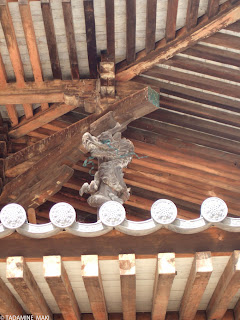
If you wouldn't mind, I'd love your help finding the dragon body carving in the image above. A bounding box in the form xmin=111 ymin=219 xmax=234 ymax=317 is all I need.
xmin=80 ymin=123 xmax=134 ymax=208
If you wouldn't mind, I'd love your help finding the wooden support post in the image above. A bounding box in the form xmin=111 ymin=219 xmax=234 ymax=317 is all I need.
xmin=207 ymin=0 xmax=220 ymax=17
xmin=0 ymin=277 xmax=25 ymax=316
xmin=126 ymin=0 xmax=136 ymax=64
xmin=81 ymin=255 xmax=108 ymax=320
xmin=6 ymin=256 xmax=53 ymax=319
xmin=165 ymin=0 xmax=179 ymax=42
xmin=145 ymin=0 xmax=157 ymax=53
xmin=43 ymin=255 xmax=81 ymax=320
xmin=105 ymin=0 xmax=115 ymax=60
xmin=207 ymin=251 xmax=240 ymax=319
xmin=152 ymin=253 xmax=176 ymax=320
xmin=119 ymin=254 xmax=136 ymax=320
xmin=27 ymin=208 xmax=37 ymax=224
xmin=179 ymin=252 xmax=213 ymax=320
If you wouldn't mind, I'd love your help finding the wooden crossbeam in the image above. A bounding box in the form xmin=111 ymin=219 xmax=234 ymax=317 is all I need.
xmin=207 ymin=251 xmax=240 ymax=319
xmin=41 ymin=0 xmax=62 ymax=79
xmin=116 ymin=2 xmax=240 ymax=81
xmin=119 ymin=254 xmax=136 ymax=320
xmin=18 ymin=0 xmax=48 ymax=112
xmin=81 ymin=255 xmax=108 ymax=320
xmin=179 ymin=252 xmax=213 ymax=320
xmin=126 ymin=0 xmax=136 ymax=64
xmin=165 ymin=0 xmax=179 ymax=42
xmin=84 ymin=0 xmax=98 ymax=78
xmin=151 ymin=253 xmax=176 ymax=320
xmin=44 ymin=256 xmax=81 ymax=320
xmin=62 ymin=0 xmax=80 ymax=80
xmin=6 ymin=256 xmax=53 ymax=319
xmin=0 ymin=277 xmax=25 ymax=316
xmin=145 ymin=0 xmax=157 ymax=53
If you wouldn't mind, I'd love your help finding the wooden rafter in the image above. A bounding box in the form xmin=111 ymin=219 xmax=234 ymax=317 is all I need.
xmin=186 ymin=0 xmax=200 ymax=30
xmin=165 ymin=0 xmax=179 ymax=42
xmin=126 ymin=0 xmax=136 ymax=64
xmin=145 ymin=0 xmax=157 ymax=53
xmin=116 ymin=1 xmax=240 ymax=81
xmin=105 ymin=0 xmax=115 ymax=60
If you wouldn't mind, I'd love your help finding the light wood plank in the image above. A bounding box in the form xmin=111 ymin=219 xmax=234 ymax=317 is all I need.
xmin=43 ymin=255 xmax=81 ymax=320
xmin=119 ymin=254 xmax=136 ymax=320
xmin=179 ymin=252 xmax=213 ymax=320
xmin=81 ymin=255 xmax=108 ymax=320
xmin=207 ymin=251 xmax=240 ymax=319
xmin=152 ymin=253 xmax=176 ymax=320
xmin=6 ymin=256 xmax=53 ymax=319
xmin=27 ymin=208 xmax=37 ymax=224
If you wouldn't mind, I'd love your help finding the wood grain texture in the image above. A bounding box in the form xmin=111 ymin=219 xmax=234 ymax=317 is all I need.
xmin=119 ymin=254 xmax=136 ymax=320
xmin=152 ymin=253 xmax=176 ymax=320
xmin=145 ymin=0 xmax=157 ymax=53
xmin=207 ymin=0 xmax=220 ymax=17
xmin=207 ymin=251 xmax=240 ymax=319
xmin=179 ymin=252 xmax=213 ymax=319
xmin=105 ymin=0 xmax=115 ymax=60
xmin=81 ymin=255 xmax=108 ymax=320
xmin=126 ymin=0 xmax=136 ymax=64
xmin=44 ymin=256 xmax=81 ymax=320
xmin=166 ymin=0 xmax=179 ymax=42
xmin=186 ymin=0 xmax=200 ymax=30
xmin=6 ymin=256 xmax=53 ymax=318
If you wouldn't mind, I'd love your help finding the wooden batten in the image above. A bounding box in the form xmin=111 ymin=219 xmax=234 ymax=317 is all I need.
xmin=43 ymin=255 xmax=81 ymax=320
xmin=81 ymin=255 xmax=108 ymax=320
xmin=179 ymin=252 xmax=213 ymax=320
xmin=207 ymin=251 xmax=240 ymax=319
xmin=119 ymin=254 xmax=136 ymax=320
xmin=151 ymin=253 xmax=176 ymax=320
xmin=126 ymin=0 xmax=136 ymax=64
xmin=165 ymin=0 xmax=179 ymax=42
xmin=145 ymin=0 xmax=157 ymax=53
xmin=186 ymin=0 xmax=200 ymax=30
xmin=105 ymin=0 xmax=115 ymax=60
xmin=6 ymin=256 xmax=53 ymax=319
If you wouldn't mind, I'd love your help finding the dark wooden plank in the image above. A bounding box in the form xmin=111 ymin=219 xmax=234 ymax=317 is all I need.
xmin=83 ymin=0 xmax=98 ymax=78
xmin=62 ymin=0 xmax=80 ymax=79
xmin=202 ymin=32 xmax=240 ymax=50
xmin=207 ymin=0 xmax=220 ymax=17
xmin=126 ymin=0 xmax=136 ymax=63
xmin=186 ymin=0 xmax=200 ymax=30
xmin=41 ymin=0 xmax=62 ymax=79
xmin=145 ymin=0 xmax=157 ymax=53
xmin=225 ymin=20 xmax=240 ymax=32
xmin=165 ymin=0 xmax=179 ymax=42
xmin=105 ymin=0 xmax=115 ymax=60
xmin=116 ymin=2 xmax=240 ymax=81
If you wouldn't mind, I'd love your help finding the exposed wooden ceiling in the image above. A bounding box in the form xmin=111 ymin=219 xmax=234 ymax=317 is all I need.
xmin=0 ymin=0 xmax=240 ymax=226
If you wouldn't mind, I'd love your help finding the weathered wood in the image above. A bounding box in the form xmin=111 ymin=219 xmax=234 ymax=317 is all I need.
xmin=27 ymin=208 xmax=37 ymax=224
xmin=44 ymin=256 xmax=81 ymax=320
xmin=9 ymin=103 xmax=79 ymax=139
xmin=202 ymin=32 xmax=240 ymax=50
xmin=6 ymin=256 xmax=53 ymax=318
xmin=126 ymin=0 xmax=136 ymax=64
xmin=165 ymin=0 xmax=179 ymax=42
xmin=152 ymin=253 xmax=176 ymax=320
xmin=116 ymin=2 xmax=240 ymax=81
xmin=119 ymin=254 xmax=136 ymax=320
xmin=179 ymin=252 xmax=212 ymax=320
xmin=186 ymin=0 xmax=200 ymax=30
xmin=207 ymin=0 xmax=220 ymax=17
xmin=207 ymin=251 xmax=240 ymax=319
xmin=62 ymin=0 xmax=79 ymax=79
xmin=0 ymin=80 xmax=96 ymax=105
xmin=0 ymin=277 xmax=25 ymax=316
xmin=225 ymin=20 xmax=240 ymax=32
xmin=145 ymin=0 xmax=157 ymax=53
xmin=81 ymin=255 xmax=108 ymax=320
xmin=41 ymin=0 xmax=62 ymax=79
xmin=105 ymin=0 xmax=115 ymax=60
xmin=84 ymin=0 xmax=98 ymax=78
xmin=234 ymin=298 xmax=240 ymax=320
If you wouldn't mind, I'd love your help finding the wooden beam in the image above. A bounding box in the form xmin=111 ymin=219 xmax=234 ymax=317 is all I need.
xmin=84 ymin=0 xmax=98 ymax=78
xmin=119 ymin=254 xmax=136 ymax=320
xmin=43 ymin=255 xmax=81 ymax=320
xmin=81 ymin=255 xmax=108 ymax=320
xmin=207 ymin=251 xmax=240 ymax=319
xmin=0 ymin=277 xmax=25 ymax=316
xmin=115 ymin=2 xmax=240 ymax=81
xmin=6 ymin=256 xmax=53 ymax=318
xmin=27 ymin=208 xmax=37 ymax=224
xmin=0 ymin=80 xmax=96 ymax=105
xmin=186 ymin=0 xmax=200 ymax=30
xmin=105 ymin=0 xmax=115 ymax=60
xmin=62 ymin=0 xmax=79 ymax=79
xmin=207 ymin=0 xmax=220 ymax=17
xmin=179 ymin=252 xmax=212 ymax=320
xmin=145 ymin=0 xmax=157 ymax=53
xmin=126 ymin=0 xmax=136 ymax=64
xmin=165 ymin=0 xmax=179 ymax=42
xmin=234 ymin=298 xmax=240 ymax=320
xmin=152 ymin=253 xmax=176 ymax=320
xmin=41 ymin=0 xmax=62 ymax=79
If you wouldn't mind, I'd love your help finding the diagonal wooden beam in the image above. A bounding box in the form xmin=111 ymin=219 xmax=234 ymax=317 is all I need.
xmin=152 ymin=253 xmax=176 ymax=320
xmin=6 ymin=256 xmax=53 ymax=319
xmin=207 ymin=251 xmax=240 ymax=319
xmin=119 ymin=254 xmax=136 ymax=320
xmin=43 ymin=255 xmax=81 ymax=320
xmin=179 ymin=252 xmax=213 ymax=320
xmin=116 ymin=1 xmax=240 ymax=81
xmin=81 ymin=255 xmax=108 ymax=320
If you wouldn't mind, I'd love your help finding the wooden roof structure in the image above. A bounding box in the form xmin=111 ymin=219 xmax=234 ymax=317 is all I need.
xmin=1 ymin=0 xmax=240 ymax=318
